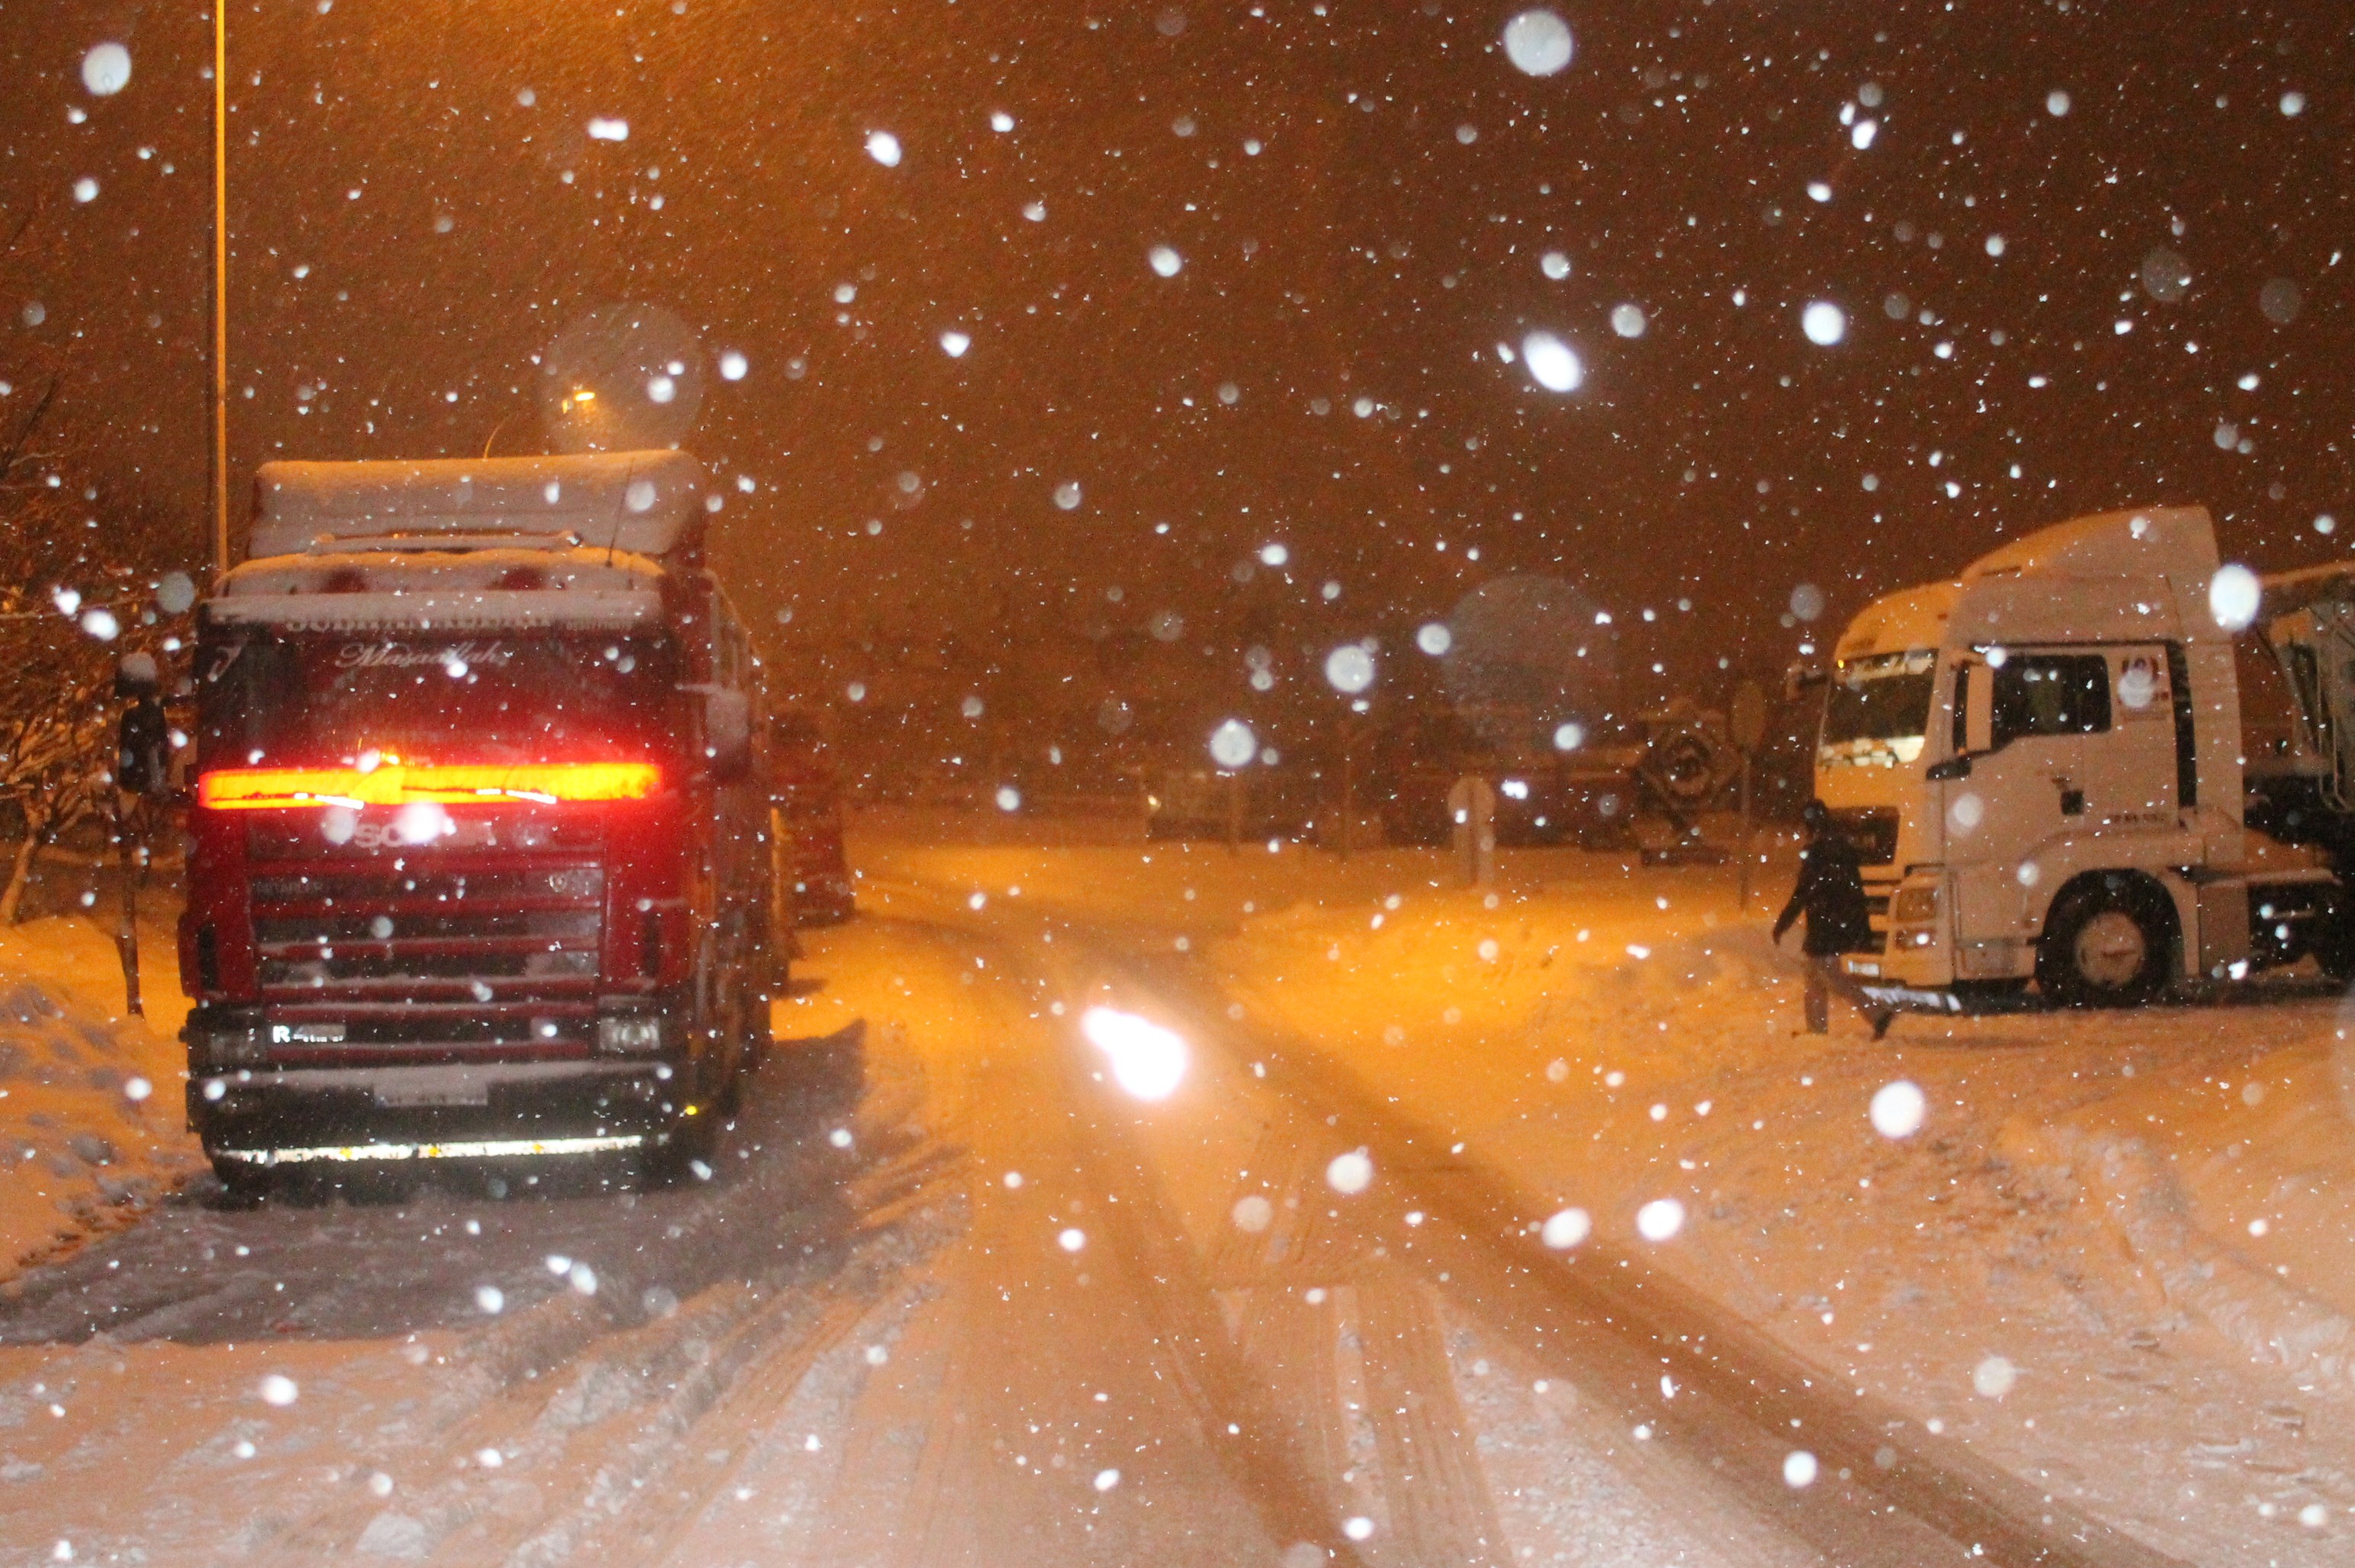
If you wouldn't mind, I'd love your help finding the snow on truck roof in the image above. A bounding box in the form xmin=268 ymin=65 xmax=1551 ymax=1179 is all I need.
xmin=1836 ymin=504 xmax=2219 ymax=662
xmin=249 ymin=450 xmax=708 ymax=561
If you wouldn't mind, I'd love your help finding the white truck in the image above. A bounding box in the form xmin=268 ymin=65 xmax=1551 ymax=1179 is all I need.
xmin=1814 ymin=503 xmax=2355 ymax=1007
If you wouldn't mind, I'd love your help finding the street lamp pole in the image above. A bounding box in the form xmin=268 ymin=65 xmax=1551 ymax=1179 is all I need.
xmin=211 ymin=4 xmax=229 ymax=575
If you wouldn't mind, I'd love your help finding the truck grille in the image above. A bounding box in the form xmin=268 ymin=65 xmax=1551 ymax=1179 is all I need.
xmin=249 ymin=863 xmax=605 ymax=1015
xmin=1830 ymin=807 xmax=1900 ymax=865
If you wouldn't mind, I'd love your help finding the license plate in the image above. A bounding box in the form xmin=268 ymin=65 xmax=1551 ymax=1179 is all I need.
xmin=1847 ymin=960 xmax=1881 ymax=977
xmin=376 ymin=1078 xmax=490 ymax=1107
xmin=270 ymin=1022 xmax=346 ymax=1044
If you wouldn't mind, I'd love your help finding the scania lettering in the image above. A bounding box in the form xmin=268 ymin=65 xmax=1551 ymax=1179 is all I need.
xmin=178 ymin=451 xmax=776 ymax=1190
xmin=1816 ymin=504 xmax=2355 ymax=1007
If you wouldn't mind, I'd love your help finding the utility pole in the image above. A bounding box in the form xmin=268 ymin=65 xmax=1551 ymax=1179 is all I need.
xmin=211 ymin=5 xmax=230 ymax=575
xmin=1730 ymin=680 xmax=1768 ymax=911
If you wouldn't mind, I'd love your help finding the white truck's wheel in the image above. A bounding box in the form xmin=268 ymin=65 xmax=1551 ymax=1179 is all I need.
xmin=2038 ymin=878 xmax=2172 ymax=1007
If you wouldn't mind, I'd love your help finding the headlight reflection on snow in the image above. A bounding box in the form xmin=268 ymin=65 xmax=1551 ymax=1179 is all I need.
xmin=1080 ymin=1007 xmax=1189 ymax=1101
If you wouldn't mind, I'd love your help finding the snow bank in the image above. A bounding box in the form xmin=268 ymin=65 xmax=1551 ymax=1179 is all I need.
xmin=0 ymin=922 xmax=201 ymax=1277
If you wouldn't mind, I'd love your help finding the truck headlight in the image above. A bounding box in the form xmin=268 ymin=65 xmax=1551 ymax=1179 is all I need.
xmin=1889 ymin=879 xmax=1944 ymax=949
xmin=596 ymin=1014 xmax=663 ymax=1055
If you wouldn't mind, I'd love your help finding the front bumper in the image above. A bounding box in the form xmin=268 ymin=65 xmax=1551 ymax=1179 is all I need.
xmin=185 ymin=1008 xmax=699 ymax=1164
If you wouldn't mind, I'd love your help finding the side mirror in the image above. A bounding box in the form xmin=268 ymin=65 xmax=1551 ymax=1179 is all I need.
xmin=1925 ymin=756 xmax=1972 ymax=782
xmin=701 ymin=687 xmax=753 ymax=782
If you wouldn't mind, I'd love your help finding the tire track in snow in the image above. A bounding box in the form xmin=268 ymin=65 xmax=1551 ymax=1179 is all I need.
xmin=878 ymin=876 xmax=2193 ymax=1568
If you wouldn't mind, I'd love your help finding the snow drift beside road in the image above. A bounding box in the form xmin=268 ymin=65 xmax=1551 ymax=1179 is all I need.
xmin=0 ymin=922 xmax=201 ymax=1276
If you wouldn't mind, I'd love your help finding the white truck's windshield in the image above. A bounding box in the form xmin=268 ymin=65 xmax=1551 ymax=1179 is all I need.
xmin=1820 ymin=651 xmax=1936 ymax=765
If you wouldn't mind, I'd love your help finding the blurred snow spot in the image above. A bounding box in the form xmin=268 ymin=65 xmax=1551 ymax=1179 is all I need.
xmin=259 ymin=1374 xmax=298 ymax=1406
xmin=1972 ymin=1354 xmax=2017 ymax=1397
xmin=2260 ymin=278 xmax=2302 ymax=325
xmin=2281 ymin=91 xmax=2307 ymax=117
xmin=1850 ymin=118 xmax=1877 ymax=149
xmin=1058 ymin=1227 xmax=1087 ymax=1252
xmin=1553 ymin=721 xmax=1585 ymax=751
xmin=1231 ymin=1194 xmax=1273 ymax=1233
xmin=81 ymin=43 xmax=131 ymax=97
xmin=2141 ymin=247 xmax=2192 ymax=302
xmin=646 ymin=374 xmax=676 ymax=405
xmin=1081 ymin=1007 xmax=1188 ymax=1100
xmin=567 ymin=1261 xmax=597 ymax=1296
xmin=1094 ymin=1468 xmax=1121 ymax=1492
xmin=123 ymin=1075 xmax=151 ymax=1103
xmin=939 ymin=329 xmax=972 ymax=358
xmin=1801 ymin=300 xmax=1846 ymax=345
xmin=1004 ymin=1170 xmax=1023 ymax=1188
xmin=1324 ymin=644 xmax=1374 ymax=694
xmin=1788 ymin=583 xmax=1826 ymax=622
xmin=1054 ymin=480 xmax=1082 ymax=510
xmin=990 ymin=111 xmax=1014 ymax=132
xmin=72 ymin=178 xmax=98 ymax=204
xmin=586 ymin=117 xmax=628 ymax=141
xmin=829 ymin=1126 xmax=853 ymax=1148
xmin=2016 ymin=860 xmax=2040 ymax=888
xmin=625 ymin=478 xmax=657 ymax=512
xmin=1541 ymin=1207 xmax=1591 ymax=1248
xmin=1784 ymin=1450 xmax=1819 ymax=1488
xmin=1217 ymin=381 xmax=1240 ymax=404
xmin=475 ymin=1448 xmax=503 ymax=1468
xmin=866 ymin=130 xmax=902 ymax=167
xmin=474 ymin=1285 xmax=504 ymax=1314
xmin=1022 ymin=200 xmax=1046 ymax=221
xmin=1869 ymin=1080 xmax=1926 ymax=1139
xmin=1636 ymin=1198 xmax=1685 ymax=1241
xmin=1502 ymin=10 xmax=1575 ymax=77
xmin=1807 ymin=181 xmax=1833 ymax=203
xmin=1416 ymin=622 xmax=1453 ymax=656
xmin=1540 ymin=249 xmax=1572 ymax=280
xmin=1456 ymin=124 xmax=1479 ymax=144
xmin=1610 ymin=303 xmax=1647 ymax=338
xmin=994 ymin=786 xmax=1021 ymax=812
xmin=1325 ymin=1149 xmax=1374 ymax=1195
xmin=1259 ymin=542 xmax=1290 ymax=567
xmin=1343 ymin=1515 xmax=1375 ymax=1541
xmin=865 ymin=1344 xmax=890 ymax=1366
xmin=1521 ymin=331 xmax=1582 ymax=392
xmin=2045 ymin=89 xmax=2071 ymax=116
xmin=718 ymin=350 xmax=748 ymax=381
xmin=1949 ymin=791 xmax=1985 ymax=832
xmin=2209 ymin=563 xmax=2260 ymax=631
xmin=1546 ymin=1058 xmax=1569 ymax=1082
xmin=1210 ymin=718 xmax=1256 ymax=769
xmin=1149 ymin=245 xmax=1184 ymax=278
xmin=79 ymin=609 xmax=118 ymax=641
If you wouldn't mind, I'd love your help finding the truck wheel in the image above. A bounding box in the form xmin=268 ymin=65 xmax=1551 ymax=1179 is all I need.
xmin=2037 ymin=879 xmax=2173 ymax=1007
xmin=210 ymin=1158 xmax=272 ymax=1206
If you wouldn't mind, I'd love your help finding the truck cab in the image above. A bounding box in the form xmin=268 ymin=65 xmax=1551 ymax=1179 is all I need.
xmin=1819 ymin=505 xmax=2353 ymax=1007
xmin=178 ymin=451 xmax=776 ymax=1187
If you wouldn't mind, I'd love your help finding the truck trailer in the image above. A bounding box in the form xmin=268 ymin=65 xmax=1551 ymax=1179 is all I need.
xmin=1817 ymin=503 xmax=2355 ymax=1007
xmin=178 ymin=451 xmax=776 ymax=1190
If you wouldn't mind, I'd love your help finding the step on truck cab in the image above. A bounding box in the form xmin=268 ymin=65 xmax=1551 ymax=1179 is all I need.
xmin=1816 ymin=503 xmax=2355 ymax=1007
xmin=179 ymin=451 xmax=776 ymax=1187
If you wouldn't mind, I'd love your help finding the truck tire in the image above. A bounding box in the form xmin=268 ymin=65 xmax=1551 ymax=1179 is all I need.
xmin=2037 ymin=876 xmax=2173 ymax=1007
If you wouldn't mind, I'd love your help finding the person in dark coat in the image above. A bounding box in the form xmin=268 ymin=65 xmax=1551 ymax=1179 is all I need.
xmin=1772 ymin=799 xmax=1894 ymax=1038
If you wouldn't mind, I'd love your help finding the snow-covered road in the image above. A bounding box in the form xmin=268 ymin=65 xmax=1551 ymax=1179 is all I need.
xmin=2 ymin=815 xmax=2348 ymax=1564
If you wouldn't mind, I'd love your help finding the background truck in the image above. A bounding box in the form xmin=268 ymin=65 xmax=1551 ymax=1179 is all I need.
xmin=178 ymin=450 xmax=775 ymax=1189
xmin=1815 ymin=503 xmax=2355 ymax=1007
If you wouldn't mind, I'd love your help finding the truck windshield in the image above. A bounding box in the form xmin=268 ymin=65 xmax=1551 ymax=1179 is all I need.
xmin=197 ymin=630 xmax=681 ymax=768
xmin=1820 ymin=652 xmax=1936 ymax=765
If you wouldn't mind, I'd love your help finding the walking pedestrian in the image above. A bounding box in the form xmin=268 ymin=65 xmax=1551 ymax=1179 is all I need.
xmin=1772 ymin=799 xmax=1894 ymax=1039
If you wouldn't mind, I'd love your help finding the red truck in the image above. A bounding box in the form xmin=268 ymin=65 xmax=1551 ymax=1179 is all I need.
xmin=178 ymin=451 xmax=776 ymax=1192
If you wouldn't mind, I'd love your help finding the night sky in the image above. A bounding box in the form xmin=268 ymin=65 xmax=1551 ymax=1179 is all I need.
xmin=3 ymin=1 xmax=2350 ymax=731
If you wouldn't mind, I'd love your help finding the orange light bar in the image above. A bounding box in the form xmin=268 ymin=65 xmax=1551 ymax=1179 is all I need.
xmin=198 ymin=761 xmax=661 ymax=811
